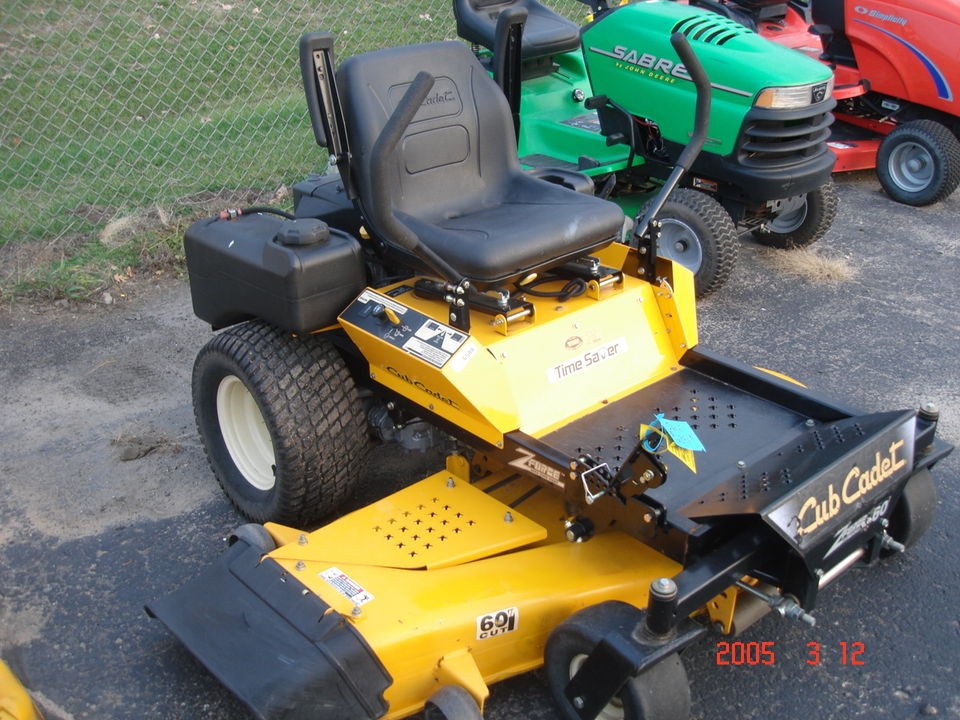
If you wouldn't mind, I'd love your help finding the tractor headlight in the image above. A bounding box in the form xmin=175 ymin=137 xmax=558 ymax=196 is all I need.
xmin=755 ymin=77 xmax=834 ymax=109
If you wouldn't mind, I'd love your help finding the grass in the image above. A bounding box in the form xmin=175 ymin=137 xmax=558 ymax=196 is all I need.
xmin=762 ymin=246 xmax=857 ymax=284
xmin=0 ymin=0 xmax=586 ymax=303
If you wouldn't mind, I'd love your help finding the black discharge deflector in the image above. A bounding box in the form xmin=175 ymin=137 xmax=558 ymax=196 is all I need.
xmin=146 ymin=539 xmax=391 ymax=720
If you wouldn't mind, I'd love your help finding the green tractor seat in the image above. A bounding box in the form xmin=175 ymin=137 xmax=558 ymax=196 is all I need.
xmin=453 ymin=0 xmax=580 ymax=61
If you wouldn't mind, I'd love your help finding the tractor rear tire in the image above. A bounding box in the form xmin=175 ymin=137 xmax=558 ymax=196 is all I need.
xmin=545 ymin=604 xmax=691 ymax=720
xmin=751 ymin=182 xmax=838 ymax=249
xmin=876 ymin=120 xmax=960 ymax=206
xmin=882 ymin=468 xmax=937 ymax=556
xmin=643 ymin=188 xmax=738 ymax=298
xmin=192 ymin=320 xmax=370 ymax=527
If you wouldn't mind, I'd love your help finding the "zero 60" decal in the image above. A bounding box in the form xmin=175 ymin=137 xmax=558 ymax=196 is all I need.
xmin=476 ymin=606 xmax=519 ymax=640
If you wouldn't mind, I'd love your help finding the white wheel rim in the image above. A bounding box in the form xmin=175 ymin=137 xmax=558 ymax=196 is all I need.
xmin=570 ymin=654 xmax=625 ymax=720
xmin=216 ymin=375 xmax=276 ymax=491
xmin=889 ymin=141 xmax=934 ymax=192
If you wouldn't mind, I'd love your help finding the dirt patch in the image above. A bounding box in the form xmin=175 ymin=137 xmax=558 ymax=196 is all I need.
xmin=98 ymin=207 xmax=174 ymax=249
xmin=0 ymin=186 xmax=290 ymax=306
xmin=0 ymin=279 xmax=216 ymax=541
xmin=175 ymin=185 xmax=290 ymax=216
xmin=111 ymin=431 xmax=183 ymax=462
xmin=0 ymin=602 xmax=51 ymax=649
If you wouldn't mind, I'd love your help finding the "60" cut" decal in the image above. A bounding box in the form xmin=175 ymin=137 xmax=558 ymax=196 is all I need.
xmin=476 ymin=607 xmax=519 ymax=640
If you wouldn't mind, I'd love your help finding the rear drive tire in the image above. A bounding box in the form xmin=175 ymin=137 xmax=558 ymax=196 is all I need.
xmin=751 ymin=182 xmax=838 ymax=249
xmin=193 ymin=320 xmax=370 ymax=526
xmin=876 ymin=120 xmax=960 ymax=206
xmin=883 ymin=468 xmax=937 ymax=556
xmin=643 ymin=188 xmax=738 ymax=298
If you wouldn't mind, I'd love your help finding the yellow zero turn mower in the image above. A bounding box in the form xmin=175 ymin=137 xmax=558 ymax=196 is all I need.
xmin=147 ymin=30 xmax=952 ymax=720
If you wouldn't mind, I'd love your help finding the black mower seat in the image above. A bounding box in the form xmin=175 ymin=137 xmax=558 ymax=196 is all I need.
xmin=453 ymin=0 xmax=581 ymax=61
xmin=337 ymin=41 xmax=623 ymax=286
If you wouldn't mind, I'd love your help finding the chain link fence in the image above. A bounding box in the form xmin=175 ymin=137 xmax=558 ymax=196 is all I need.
xmin=1 ymin=0 xmax=583 ymax=286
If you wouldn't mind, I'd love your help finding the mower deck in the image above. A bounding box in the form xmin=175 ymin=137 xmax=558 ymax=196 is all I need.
xmin=149 ymin=461 xmax=683 ymax=720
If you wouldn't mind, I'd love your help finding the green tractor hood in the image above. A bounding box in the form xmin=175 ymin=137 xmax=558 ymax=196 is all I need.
xmin=582 ymin=1 xmax=835 ymax=155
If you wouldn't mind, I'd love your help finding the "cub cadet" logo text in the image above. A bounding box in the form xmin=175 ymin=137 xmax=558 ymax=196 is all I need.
xmin=386 ymin=366 xmax=460 ymax=410
xmin=796 ymin=439 xmax=906 ymax=536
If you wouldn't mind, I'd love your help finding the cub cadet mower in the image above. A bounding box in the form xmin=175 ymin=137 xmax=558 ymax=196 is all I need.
xmin=448 ymin=0 xmax=839 ymax=295
xmin=688 ymin=0 xmax=960 ymax=206
xmin=149 ymin=29 xmax=952 ymax=720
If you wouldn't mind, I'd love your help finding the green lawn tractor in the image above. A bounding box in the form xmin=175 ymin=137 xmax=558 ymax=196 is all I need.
xmin=451 ymin=0 xmax=839 ymax=295
xmin=148 ymin=28 xmax=951 ymax=720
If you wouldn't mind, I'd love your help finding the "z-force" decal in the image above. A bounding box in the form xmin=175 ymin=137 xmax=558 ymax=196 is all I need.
xmin=824 ymin=498 xmax=892 ymax=558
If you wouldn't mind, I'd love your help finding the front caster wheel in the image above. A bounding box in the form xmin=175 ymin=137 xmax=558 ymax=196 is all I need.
xmin=545 ymin=604 xmax=691 ymax=720
xmin=193 ymin=320 xmax=370 ymax=527
xmin=751 ymin=182 xmax=838 ymax=249
xmin=227 ymin=523 xmax=276 ymax=552
xmin=423 ymin=685 xmax=483 ymax=719
xmin=876 ymin=120 xmax=960 ymax=206
xmin=883 ymin=469 xmax=937 ymax=556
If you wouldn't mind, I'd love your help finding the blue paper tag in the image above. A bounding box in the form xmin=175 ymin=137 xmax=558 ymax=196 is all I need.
xmin=654 ymin=414 xmax=705 ymax=452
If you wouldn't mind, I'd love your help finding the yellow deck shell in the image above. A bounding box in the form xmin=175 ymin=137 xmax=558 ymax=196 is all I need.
xmin=0 ymin=662 xmax=42 ymax=720
xmin=266 ymin=459 xmax=682 ymax=718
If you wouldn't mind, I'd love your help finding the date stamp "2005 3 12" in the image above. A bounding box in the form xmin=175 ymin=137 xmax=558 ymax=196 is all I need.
xmin=716 ymin=640 xmax=866 ymax=666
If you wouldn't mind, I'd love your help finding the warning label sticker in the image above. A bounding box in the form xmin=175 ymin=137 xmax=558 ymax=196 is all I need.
xmin=319 ymin=567 xmax=374 ymax=606
xmin=448 ymin=339 xmax=479 ymax=373
xmin=559 ymin=112 xmax=602 ymax=133
xmin=402 ymin=319 xmax=468 ymax=368
xmin=346 ymin=290 xmax=468 ymax=369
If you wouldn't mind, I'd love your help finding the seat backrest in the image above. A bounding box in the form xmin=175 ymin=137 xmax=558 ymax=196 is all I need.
xmin=809 ymin=0 xmax=844 ymax=32
xmin=724 ymin=0 xmax=787 ymax=8
xmin=337 ymin=41 xmax=518 ymax=237
xmin=809 ymin=0 xmax=856 ymax=64
xmin=453 ymin=0 xmax=580 ymax=60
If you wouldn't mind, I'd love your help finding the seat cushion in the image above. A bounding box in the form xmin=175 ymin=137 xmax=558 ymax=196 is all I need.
xmin=399 ymin=173 xmax=624 ymax=284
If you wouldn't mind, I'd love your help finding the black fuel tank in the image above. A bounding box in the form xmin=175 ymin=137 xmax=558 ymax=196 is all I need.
xmin=184 ymin=213 xmax=366 ymax=332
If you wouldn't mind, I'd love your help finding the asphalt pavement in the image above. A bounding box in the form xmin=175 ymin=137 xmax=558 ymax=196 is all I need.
xmin=0 ymin=169 xmax=957 ymax=720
